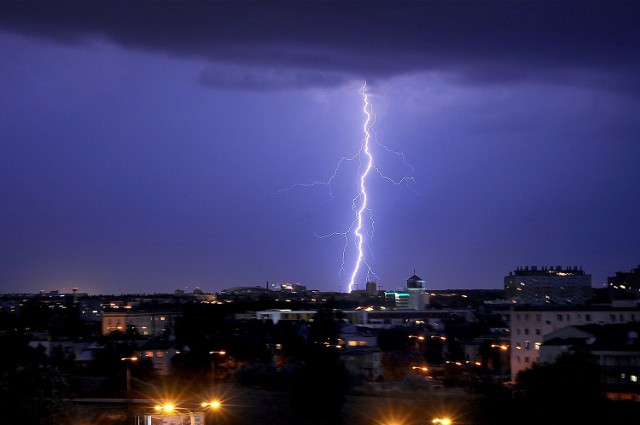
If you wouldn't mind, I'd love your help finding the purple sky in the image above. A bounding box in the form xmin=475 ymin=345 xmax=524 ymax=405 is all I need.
xmin=1 ymin=1 xmax=640 ymax=295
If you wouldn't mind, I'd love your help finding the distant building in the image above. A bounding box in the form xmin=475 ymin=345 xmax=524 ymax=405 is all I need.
xmin=384 ymin=273 xmax=430 ymax=310
xmin=137 ymin=340 xmax=179 ymax=376
xmin=255 ymin=309 xmax=318 ymax=324
xmin=504 ymin=265 xmax=592 ymax=305
xmin=608 ymin=264 xmax=640 ymax=299
xmin=405 ymin=273 xmax=429 ymax=310
xmin=344 ymin=308 xmax=472 ymax=330
xmin=102 ymin=311 xmax=179 ymax=336
xmin=365 ymin=281 xmax=378 ymax=295
xmin=78 ymin=297 xmax=104 ymax=322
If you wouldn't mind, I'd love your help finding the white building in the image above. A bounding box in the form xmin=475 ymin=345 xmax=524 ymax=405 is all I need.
xmin=510 ymin=301 xmax=640 ymax=381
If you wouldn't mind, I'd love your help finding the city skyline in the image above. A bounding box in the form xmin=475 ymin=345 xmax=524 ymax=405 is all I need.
xmin=1 ymin=1 xmax=640 ymax=295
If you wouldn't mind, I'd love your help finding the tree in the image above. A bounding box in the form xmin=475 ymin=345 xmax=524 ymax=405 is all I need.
xmin=515 ymin=349 xmax=605 ymax=425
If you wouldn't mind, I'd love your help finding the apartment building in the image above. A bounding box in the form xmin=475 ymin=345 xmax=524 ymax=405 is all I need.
xmin=505 ymin=265 xmax=592 ymax=305
xmin=510 ymin=301 xmax=640 ymax=381
xmin=102 ymin=311 xmax=179 ymax=336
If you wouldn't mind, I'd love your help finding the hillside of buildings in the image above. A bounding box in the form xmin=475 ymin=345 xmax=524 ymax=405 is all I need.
xmin=1 ymin=266 xmax=640 ymax=424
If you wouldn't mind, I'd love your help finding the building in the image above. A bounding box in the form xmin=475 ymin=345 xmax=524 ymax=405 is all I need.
xmin=384 ymin=273 xmax=430 ymax=310
xmin=509 ymin=302 xmax=640 ymax=381
xmin=608 ymin=264 xmax=640 ymax=299
xmin=505 ymin=265 xmax=592 ymax=305
xmin=137 ymin=340 xmax=179 ymax=376
xmin=540 ymin=323 xmax=640 ymax=401
xmin=102 ymin=311 xmax=179 ymax=336
xmin=343 ymin=308 xmax=473 ymax=330
xmin=255 ymin=309 xmax=319 ymax=324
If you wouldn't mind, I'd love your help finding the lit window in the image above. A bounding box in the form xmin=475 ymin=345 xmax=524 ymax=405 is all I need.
xmin=145 ymin=351 xmax=154 ymax=357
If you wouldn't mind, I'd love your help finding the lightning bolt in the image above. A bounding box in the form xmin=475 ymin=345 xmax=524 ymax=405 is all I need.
xmin=347 ymin=82 xmax=374 ymax=293
xmin=278 ymin=81 xmax=416 ymax=292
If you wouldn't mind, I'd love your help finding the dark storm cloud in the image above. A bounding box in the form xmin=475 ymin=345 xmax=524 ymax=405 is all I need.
xmin=198 ymin=63 xmax=349 ymax=91
xmin=1 ymin=1 xmax=639 ymax=92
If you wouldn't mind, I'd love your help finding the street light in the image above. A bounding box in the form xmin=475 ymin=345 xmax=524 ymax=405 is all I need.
xmin=154 ymin=404 xmax=196 ymax=425
xmin=201 ymin=399 xmax=223 ymax=424
xmin=201 ymin=400 xmax=222 ymax=410
xmin=120 ymin=356 xmax=138 ymax=397
xmin=209 ymin=350 xmax=226 ymax=386
xmin=432 ymin=418 xmax=452 ymax=425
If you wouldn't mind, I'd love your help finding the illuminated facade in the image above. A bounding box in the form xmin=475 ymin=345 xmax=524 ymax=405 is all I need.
xmin=101 ymin=311 xmax=179 ymax=336
xmin=504 ymin=265 xmax=592 ymax=305
xmin=137 ymin=340 xmax=179 ymax=376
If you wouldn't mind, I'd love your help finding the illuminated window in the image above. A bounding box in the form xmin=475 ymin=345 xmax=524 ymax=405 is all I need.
xmin=156 ymin=351 xmax=165 ymax=358
xmin=145 ymin=351 xmax=154 ymax=357
xmin=534 ymin=342 xmax=541 ymax=350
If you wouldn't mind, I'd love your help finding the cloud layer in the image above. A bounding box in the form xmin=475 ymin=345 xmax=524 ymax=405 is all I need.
xmin=2 ymin=1 xmax=639 ymax=92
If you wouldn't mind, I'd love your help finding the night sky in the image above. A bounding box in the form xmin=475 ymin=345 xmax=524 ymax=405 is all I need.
xmin=1 ymin=1 xmax=640 ymax=295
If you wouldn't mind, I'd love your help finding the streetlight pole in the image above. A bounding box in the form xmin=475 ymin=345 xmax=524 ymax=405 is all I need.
xmin=209 ymin=350 xmax=226 ymax=387
xmin=120 ymin=356 xmax=138 ymax=398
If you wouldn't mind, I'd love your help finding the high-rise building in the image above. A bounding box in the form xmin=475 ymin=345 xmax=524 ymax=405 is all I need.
xmin=504 ymin=265 xmax=592 ymax=305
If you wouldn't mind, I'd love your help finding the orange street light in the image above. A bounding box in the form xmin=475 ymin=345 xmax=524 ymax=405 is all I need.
xmin=154 ymin=404 xmax=196 ymax=425
xmin=201 ymin=400 xmax=222 ymax=410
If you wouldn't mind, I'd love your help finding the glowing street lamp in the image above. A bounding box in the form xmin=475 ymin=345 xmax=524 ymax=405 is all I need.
xmin=201 ymin=400 xmax=221 ymax=410
xmin=154 ymin=404 xmax=196 ymax=425
xmin=432 ymin=418 xmax=452 ymax=425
